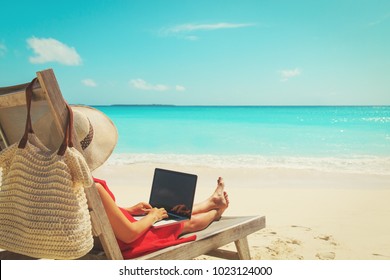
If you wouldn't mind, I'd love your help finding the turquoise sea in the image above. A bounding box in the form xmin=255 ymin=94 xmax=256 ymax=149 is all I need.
xmin=94 ymin=106 xmax=390 ymax=175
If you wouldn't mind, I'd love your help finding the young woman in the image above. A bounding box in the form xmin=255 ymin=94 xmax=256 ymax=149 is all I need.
xmin=93 ymin=177 xmax=229 ymax=258
xmin=71 ymin=105 xmax=229 ymax=258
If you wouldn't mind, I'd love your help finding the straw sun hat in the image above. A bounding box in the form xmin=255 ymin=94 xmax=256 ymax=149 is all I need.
xmin=71 ymin=105 xmax=118 ymax=171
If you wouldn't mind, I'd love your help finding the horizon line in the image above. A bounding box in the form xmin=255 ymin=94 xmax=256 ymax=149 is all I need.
xmin=84 ymin=104 xmax=390 ymax=107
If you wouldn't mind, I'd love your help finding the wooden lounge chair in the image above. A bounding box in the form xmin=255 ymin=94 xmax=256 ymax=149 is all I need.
xmin=135 ymin=216 xmax=265 ymax=260
xmin=0 ymin=69 xmax=266 ymax=260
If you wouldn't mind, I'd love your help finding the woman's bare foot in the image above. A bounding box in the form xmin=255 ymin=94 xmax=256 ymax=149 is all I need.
xmin=224 ymin=191 xmax=229 ymax=207
xmin=212 ymin=177 xmax=229 ymax=221
xmin=191 ymin=177 xmax=230 ymax=215
xmin=210 ymin=177 xmax=227 ymax=208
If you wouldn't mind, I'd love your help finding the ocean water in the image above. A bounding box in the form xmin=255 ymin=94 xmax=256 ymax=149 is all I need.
xmin=95 ymin=106 xmax=390 ymax=175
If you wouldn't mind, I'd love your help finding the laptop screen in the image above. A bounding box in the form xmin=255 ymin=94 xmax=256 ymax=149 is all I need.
xmin=149 ymin=168 xmax=197 ymax=219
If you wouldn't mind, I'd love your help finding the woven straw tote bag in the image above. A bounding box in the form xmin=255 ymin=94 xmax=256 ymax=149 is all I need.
xmin=0 ymin=78 xmax=94 ymax=259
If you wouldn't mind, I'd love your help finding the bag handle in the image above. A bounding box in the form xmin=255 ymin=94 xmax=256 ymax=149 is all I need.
xmin=57 ymin=103 xmax=74 ymax=156
xmin=18 ymin=78 xmax=37 ymax=149
xmin=18 ymin=77 xmax=74 ymax=156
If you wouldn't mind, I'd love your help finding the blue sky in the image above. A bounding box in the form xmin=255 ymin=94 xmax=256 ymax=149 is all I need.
xmin=1 ymin=0 xmax=389 ymax=105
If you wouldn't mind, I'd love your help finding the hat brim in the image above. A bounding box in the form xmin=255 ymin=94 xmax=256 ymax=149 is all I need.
xmin=71 ymin=105 xmax=118 ymax=171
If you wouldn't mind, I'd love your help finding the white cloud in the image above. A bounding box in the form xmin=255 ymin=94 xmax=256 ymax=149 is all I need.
xmin=280 ymin=68 xmax=301 ymax=82
xmin=130 ymin=79 xmax=169 ymax=91
xmin=168 ymin=22 xmax=255 ymax=33
xmin=82 ymin=79 xmax=97 ymax=87
xmin=368 ymin=13 xmax=390 ymax=27
xmin=0 ymin=43 xmax=6 ymax=57
xmin=184 ymin=35 xmax=199 ymax=41
xmin=130 ymin=79 xmax=186 ymax=92
xmin=160 ymin=22 xmax=255 ymax=39
xmin=175 ymin=85 xmax=186 ymax=91
xmin=27 ymin=37 xmax=82 ymax=65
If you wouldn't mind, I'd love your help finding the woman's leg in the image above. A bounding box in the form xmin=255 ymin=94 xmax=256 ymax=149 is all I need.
xmin=181 ymin=210 xmax=220 ymax=234
xmin=192 ymin=177 xmax=229 ymax=214
xmin=181 ymin=177 xmax=229 ymax=234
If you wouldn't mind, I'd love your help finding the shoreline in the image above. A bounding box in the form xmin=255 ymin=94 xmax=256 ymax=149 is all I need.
xmin=93 ymin=162 xmax=390 ymax=260
xmin=107 ymin=153 xmax=390 ymax=176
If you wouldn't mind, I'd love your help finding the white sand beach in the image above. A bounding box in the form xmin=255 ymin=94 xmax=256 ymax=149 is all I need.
xmin=93 ymin=162 xmax=390 ymax=260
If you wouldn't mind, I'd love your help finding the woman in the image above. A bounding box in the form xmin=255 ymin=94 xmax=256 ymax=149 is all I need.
xmin=94 ymin=176 xmax=229 ymax=258
xmin=72 ymin=105 xmax=229 ymax=258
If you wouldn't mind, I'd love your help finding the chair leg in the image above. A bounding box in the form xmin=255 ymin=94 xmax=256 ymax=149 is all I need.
xmin=235 ymin=237 xmax=251 ymax=260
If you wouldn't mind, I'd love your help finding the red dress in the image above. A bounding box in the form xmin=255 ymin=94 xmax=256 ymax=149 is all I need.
xmin=93 ymin=178 xmax=197 ymax=259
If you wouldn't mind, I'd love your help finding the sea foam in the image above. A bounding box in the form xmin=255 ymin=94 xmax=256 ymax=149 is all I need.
xmin=108 ymin=153 xmax=390 ymax=175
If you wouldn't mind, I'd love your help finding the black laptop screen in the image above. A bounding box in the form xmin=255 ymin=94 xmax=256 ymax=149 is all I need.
xmin=149 ymin=168 xmax=197 ymax=219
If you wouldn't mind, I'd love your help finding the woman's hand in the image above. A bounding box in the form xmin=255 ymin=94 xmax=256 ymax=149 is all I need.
xmin=125 ymin=202 xmax=152 ymax=216
xmin=148 ymin=207 xmax=168 ymax=223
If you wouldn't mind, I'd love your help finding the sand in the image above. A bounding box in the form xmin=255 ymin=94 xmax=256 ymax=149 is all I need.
xmin=93 ymin=162 xmax=390 ymax=260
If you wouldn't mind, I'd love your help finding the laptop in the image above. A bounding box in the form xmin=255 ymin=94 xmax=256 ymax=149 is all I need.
xmin=134 ymin=168 xmax=197 ymax=228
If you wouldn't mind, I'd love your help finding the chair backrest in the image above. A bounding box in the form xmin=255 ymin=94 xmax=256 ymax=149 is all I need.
xmin=0 ymin=70 xmax=74 ymax=152
xmin=0 ymin=69 xmax=123 ymax=259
